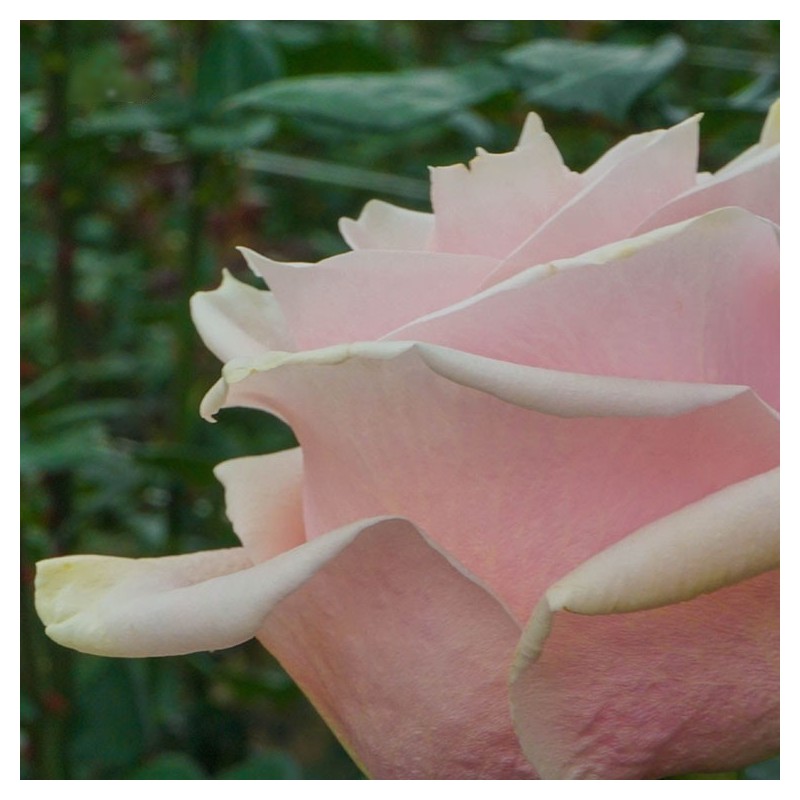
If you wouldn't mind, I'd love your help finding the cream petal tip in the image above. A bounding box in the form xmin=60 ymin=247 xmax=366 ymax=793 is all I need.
xmin=760 ymin=99 xmax=779 ymax=146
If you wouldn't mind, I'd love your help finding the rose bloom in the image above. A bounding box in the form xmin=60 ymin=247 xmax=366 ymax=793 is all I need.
xmin=36 ymin=103 xmax=779 ymax=780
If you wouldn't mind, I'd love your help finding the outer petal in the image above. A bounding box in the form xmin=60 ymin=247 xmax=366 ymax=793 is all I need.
xmin=430 ymin=112 xmax=582 ymax=259
xmin=386 ymin=208 xmax=779 ymax=410
xmin=637 ymin=101 xmax=778 ymax=233
xmin=215 ymin=447 xmax=305 ymax=561
xmin=256 ymin=518 xmax=536 ymax=779
xmin=36 ymin=517 xmax=536 ymax=779
xmin=486 ymin=115 xmax=700 ymax=286
xmin=510 ymin=469 xmax=779 ymax=779
xmin=338 ymin=198 xmax=435 ymax=251
xmin=239 ymin=247 xmax=499 ymax=349
xmin=201 ymin=342 xmax=778 ymax=622
xmin=190 ymin=270 xmax=295 ymax=361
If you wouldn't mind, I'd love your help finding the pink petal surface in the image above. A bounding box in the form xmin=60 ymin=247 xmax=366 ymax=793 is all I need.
xmin=637 ymin=147 xmax=779 ymax=233
xmin=202 ymin=343 xmax=778 ymax=623
xmin=36 ymin=517 xmax=535 ymax=779
xmin=486 ymin=116 xmax=700 ymax=286
xmin=430 ymin=112 xmax=582 ymax=259
xmin=190 ymin=270 xmax=294 ymax=361
xmin=510 ymin=469 xmax=779 ymax=779
xmin=215 ymin=448 xmax=305 ymax=562
xmin=256 ymin=517 xmax=536 ymax=779
xmin=636 ymin=101 xmax=778 ymax=233
xmin=387 ymin=208 xmax=779 ymax=410
xmin=339 ymin=198 xmax=434 ymax=251
xmin=239 ymin=247 xmax=499 ymax=349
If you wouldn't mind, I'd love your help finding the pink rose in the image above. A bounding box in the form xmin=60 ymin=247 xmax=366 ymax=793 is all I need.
xmin=36 ymin=104 xmax=779 ymax=779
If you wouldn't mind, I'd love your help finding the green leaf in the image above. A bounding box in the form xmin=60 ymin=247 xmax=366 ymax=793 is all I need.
xmin=216 ymin=752 xmax=302 ymax=780
xmin=187 ymin=115 xmax=277 ymax=153
xmin=502 ymin=35 xmax=687 ymax=121
xmin=129 ymin=753 xmax=207 ymax=779
xmin=73 ymin=101 xmax=191 ymax=137
xmin=196 ymin=21 xmax=284 ymax=112
xmin=227 ymin=61 xmax=511 ymax=132
xmin=20 ymin=422 xmax=109 ymax=473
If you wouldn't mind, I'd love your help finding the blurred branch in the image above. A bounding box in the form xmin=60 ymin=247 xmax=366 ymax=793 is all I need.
xmin=168 ymin=22 xmax=213 ymax=551
xmin=24 ymin=20 xmax=79 ymax=780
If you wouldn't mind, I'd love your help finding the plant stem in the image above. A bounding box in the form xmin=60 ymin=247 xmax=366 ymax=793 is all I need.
xmin=25 ymin=20 xmax=78 ymax=779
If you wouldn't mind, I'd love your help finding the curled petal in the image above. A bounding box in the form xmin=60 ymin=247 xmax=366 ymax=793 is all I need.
xmin=256 ymin=517 xmax=535 ymax=779
xmin=339 ymin=198 xmax=434 ymax=251
xmin=191 ymin=270 xmax=294 ymax=361
xmin=37 ymin=517 xmax=535 ymax=779
xmin=201 ymin=342 xmax=778 ymax=621
xmin=510 ymin=469 xmax=779 ymax=779
xmin=36 ymin=547 xmax=256 ymax=657
xmin=387 ymin=208 xmax=779 ymax=410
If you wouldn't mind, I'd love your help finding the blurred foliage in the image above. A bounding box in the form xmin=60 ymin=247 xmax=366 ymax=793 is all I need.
xmin=21 ymin=20 xmax=779 ymax=779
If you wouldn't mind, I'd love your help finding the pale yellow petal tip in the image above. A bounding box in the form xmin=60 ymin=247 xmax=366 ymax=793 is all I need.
xmin=36 ymin=556 xmax=129 ymax=617
xmin=199 ymin=377 xmax=228 ymax=421
xmin=761 ymin=100 xmax=780 ymax=147
xmin=34 ymin=555 xmax=133 ymax=654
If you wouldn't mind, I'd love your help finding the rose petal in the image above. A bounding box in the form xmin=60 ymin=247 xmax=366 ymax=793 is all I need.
xmin=486 ymin=115 xmax=700 ymax=286
xmin=201 ymin=342 xmax=778 ymax=621
xmin=386 ymin=208 xmax=779 ymax=410
xmin=256 ymin=517 xmax=536 ymax=779
xmin=238 ymin=246 xmax=498 ymax=349
xmin=636 ymin=145 xmax=779 ymax=232
xmin=190 ymin=270 xmax=294 ymax=361
xmin=430 ymin=112 xmax=582 ymax=259
xmin=338 ymin=198 xmax=435 ymax=251
xmin=510 ymin=469 xmax=779 ymax=779
xmin=36 ymin=516 xmax=536 ymax=779
xmin=759 ymin=98 xmax=780 ymax=147
xmin=215 ymin=447 xmax=305 ymax=561
xmin=36 ymin=547 xmax=256 ymax=657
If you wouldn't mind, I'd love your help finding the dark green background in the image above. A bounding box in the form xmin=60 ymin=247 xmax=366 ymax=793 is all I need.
xmin=21 ymin=20 xmax=779 ymax=780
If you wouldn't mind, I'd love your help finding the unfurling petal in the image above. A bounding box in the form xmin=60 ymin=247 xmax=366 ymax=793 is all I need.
xmin=256 ymin=517 xmax=536 ymax=779
xmin=510 ymin=469 xmax=779 ymax=779
xmin=201 ymin=342 xmax=778 ymax=623
xmin=339 ymin=198 xmax=435 ymax=251
xmin=191 ymin=270 xmax=294 ymax=361
xmin=388 ymin=208 xmax=779 ymax=410
xmin=36 ymin=516 xmax=536 ymax=779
